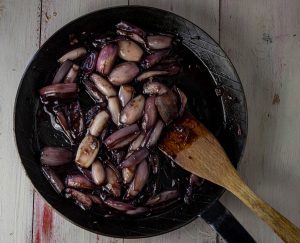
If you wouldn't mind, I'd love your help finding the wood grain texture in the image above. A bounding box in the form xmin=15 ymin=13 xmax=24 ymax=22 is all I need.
xmin=219 ymin=0 xmax=300 ymax=242
xmin=129 ymin=0 xmax=219 ymax=41
xmin=33 ymin=1 xmax=127 ymax=243
xmin=125 ymin=219 xmax=217 ymax=243
xmin=0 ymin=0 xmax=40 ymax=242
xmin=5 ymin=0 xmax=299 ymax=242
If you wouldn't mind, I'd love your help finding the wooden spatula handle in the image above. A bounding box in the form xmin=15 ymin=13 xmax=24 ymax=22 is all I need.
xmin=159 ymin=113 xmax=300 ymax=242
xmin=226 ymin=174 xmax=300 ymax=243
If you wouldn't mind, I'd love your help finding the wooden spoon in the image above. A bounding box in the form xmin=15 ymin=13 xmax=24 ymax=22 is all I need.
xmin=159 ymin=112 xmax=300 ymax=243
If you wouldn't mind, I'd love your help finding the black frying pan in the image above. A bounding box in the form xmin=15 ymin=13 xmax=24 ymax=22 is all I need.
xmin=14 ymin=6 xmax=253 ymax=242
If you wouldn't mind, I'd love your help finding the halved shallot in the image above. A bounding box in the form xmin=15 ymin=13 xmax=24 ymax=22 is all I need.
xmin=116 ymin=29 xmax=146 ymax=45
xmin=143 ymin=81 xmax=168 ymax=95
xmin=90 ymin=73 xmax=117 ymax=97
xmin=89 ymin=110 xmax=110 ymax=137
xmin=125 ymin=160 xmax=149 ymax=199
xmin=52 ymin=60 xmax=73 ymax=84
xmin=142 ymin=96 xmax=157 ymax=131
xmin=88 ymin=194 xmax=104 ymax=205
xmin=41 ymin=166 xmax=65 ymax=194
xmin=53 ymin=109 xmax=72 ymax=142
xmin=65 ymin=174 xmax=95 ymax=189
xmin=145 ymin=119 xmax=164 ymax=148
xmin=104 ymin=198 xmax=135 ymax=211
xmin=141 ymin=49 xmax=170 ymax=69
xmin=64 ymin=64 xmax=79 ymax=83
xmin=136 ymin=63 xmax=180 ymax=81
xmin=39 ymin=83 xmax=79 ymax=102
xmin=119 ymin=148 xmax=149 ymax=168
xmin=104 ymin=124 xmax=140 ymax=149
xmin=145 ymin=190 xmax=179 ymax=206
xmin=118 ymin=40 xmax=144 ymax=62
xmin=173 ymin=86 xmax=187 ymax=117
xmin=128 ymin=132 xmax=146 ymax=152
xmin=65 ymin=188 xmax=92 ymax=210
xmin=136 ymin=70 xmax=168 ymax=81
xmin=125 ymin=207 xmax=147 ymax=215
xmin=118 ymin=85 xmax=135 ymax=107
xmin=75 ymin=134 xmax=99 ymax=168
xmin=58 ymin=47 xmax=87 ymax=63
xmin=108 ymin=62 xmax=139 ymax=86
xmin=105 ymin=167 xmax=121 ymax=197
xmin=83 ymin=80 xmax=105 ymax=104
xmin=96 ymin=44 xmax=118 ymax=75
xmin=91 ymin=160 xmax=106 ymax=185
xmin=147 ymin=35 xmax=173 ymax=50
xmin=41 ymin=147 xmax=72 ymax=166
xmin=122 ymin=166 xmax=136 ymax=184
xmin=116 ymin=21 xmax=146 ymax=38
xmin=120 ymin=95 xmax=145 ymax=125
xmin=107 ymin=96 xmax=121 ymax=125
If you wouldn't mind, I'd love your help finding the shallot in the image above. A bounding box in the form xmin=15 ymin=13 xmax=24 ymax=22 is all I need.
xmin=38 ymin=20 xmax=197 ymax=217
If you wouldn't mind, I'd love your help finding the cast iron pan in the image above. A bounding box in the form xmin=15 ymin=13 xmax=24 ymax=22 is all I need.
xmin=14 ymin=6 xmax=254 ymax=242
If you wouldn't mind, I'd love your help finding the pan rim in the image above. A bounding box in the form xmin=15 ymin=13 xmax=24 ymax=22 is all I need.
xmin=13 ymin=5 xmax=248 ymax=238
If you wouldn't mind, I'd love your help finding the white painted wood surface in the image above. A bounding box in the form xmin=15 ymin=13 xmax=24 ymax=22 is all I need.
xmin=219 ymin=1 xmax=300 ymax=243
xmin=0 ymin=0 xmax=40 ymax=243
xmin=1 ymin=0 xmax=299 ymax=242
xmin=34 ymin=1 xmax=126 ymax=243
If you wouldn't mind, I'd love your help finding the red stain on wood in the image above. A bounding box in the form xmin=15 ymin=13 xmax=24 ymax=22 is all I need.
xmin=34 ymin=193 xmax=42 ymax=243
xmin=42 ymin=203 xmax=53 ymax=241
xmin=35 ymin=229 xmax=41 ymax=243
xmin=96 ymin=235 xmax=100 ymax=243
xmin=34 ymin=194 xmax=54 ymax=243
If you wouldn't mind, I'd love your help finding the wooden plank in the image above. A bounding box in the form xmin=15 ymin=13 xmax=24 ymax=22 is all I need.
xmin=219 ymin=1 xmax=300 ymax=242
xmin=125 ymin=219 xmax=217 ymax=243
xmin=40 ymin=0 xmax=127 ymax=44
xmin=32 ymin=1 xmax=127 ymax=243
xmin=0 ymin=0 xmax=41 ymax=243
xmin=129 ymin=0 xmax=219 ymax=41
xmin=126 ymin=1 xmax=219 ymax=242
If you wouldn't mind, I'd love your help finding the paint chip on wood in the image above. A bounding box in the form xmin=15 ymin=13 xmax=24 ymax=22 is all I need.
xmin=272 ymin=94 xmax=280 ymax=105
xmin=262 ymin=33 xmax=273 ymax=44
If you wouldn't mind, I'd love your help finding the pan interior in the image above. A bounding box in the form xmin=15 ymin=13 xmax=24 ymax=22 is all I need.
xmin=14 ymin=6 xmax=247 ymax=238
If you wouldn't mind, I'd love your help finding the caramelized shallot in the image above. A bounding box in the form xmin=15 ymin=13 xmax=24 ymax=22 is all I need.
xmin=108 ymin=62 xmax=139 ymax=85
xmin=65 ymin=174 xmax=95 ymax=189
xmin=42 ymin=166 xmax=65 ymax=194
xmin=89 ymin=110 xmax=110 ymax=137
xmin=119 ymin=148 xmax=149 ymax=168
xmin=90 ymin=73 xmax=117 ymax=97
xmin=118 ymin=40 xmax=144 ymax=62
xmin=65 ymin=188 xmax=92 ymax=210
xmin=91 ymin=160 xmax=106 ymax=185
xmin=41 ymin=147 xmax=72 ymax=166
xmin=118 ymin=85 xmax=135 ymax=107
xmin=52 ymin=60 xmax=73 ymax=84
xmin=120 ymin=95 xmax=145 ymax=125
xmin=96 ymin=44 xmax=118 ymax=75
xmin=58 ymin=47 xmax=87 ymax=63
xmin=75 ymin=134 xmax=99 ymax=168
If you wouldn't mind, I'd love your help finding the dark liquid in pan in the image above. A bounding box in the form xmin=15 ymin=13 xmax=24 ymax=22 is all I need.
xmin=36 ymin=35 xmax=225 ymax=218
